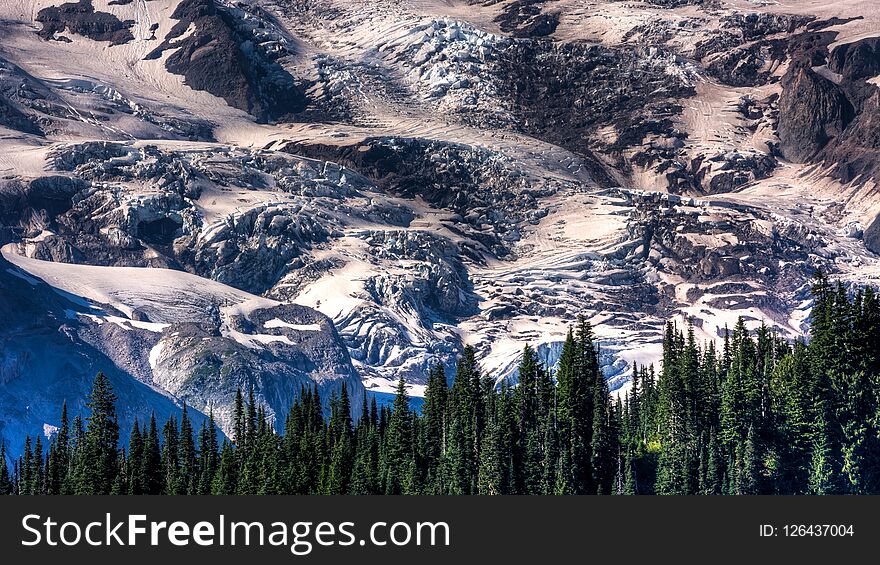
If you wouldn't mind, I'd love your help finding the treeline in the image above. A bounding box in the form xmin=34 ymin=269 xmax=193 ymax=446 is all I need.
xmin=626 ymin=272 xmax=880 ymax=494
xmin=2 ymin=273 xmax=879 ymax=495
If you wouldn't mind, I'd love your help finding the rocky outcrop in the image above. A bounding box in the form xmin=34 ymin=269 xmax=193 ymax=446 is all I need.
xmin=145 ymin=0 xmax=307 ymax=123
xmin=694 ymin=13 xmax=814 ymax=87
xmin=493 ymin=40 xmax=695 ymax=185
xmin=777 ymin=33 xmax=880 ymax=184
xmin=364 ymin=229 xmax=478 ymax=319
xmin=815 ymin=38 xmax=880 ymax=183
xmin=778 ymin=66 xmax=854 ymax=162
xmin=491 ymin=0 xmax=560 ymax=38
xmin=35 ymin=0 xmax=134 ymax=45
xmin=863 ymin=213 xmax=880 ymax=255
xmin=692 ymin=151 xmax=777 ymax=194
xmin=0 ymin=95 xmax=43 ymax=136
xmin=150 ymin=302 xmax=363 ymax=432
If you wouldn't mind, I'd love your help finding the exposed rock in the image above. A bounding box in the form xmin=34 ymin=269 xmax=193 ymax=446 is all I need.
xmin=493 ymin=40 xmax=696 ymax=184
xmin=694 ymin=13 xmax=814 ymax=87
xmin=35 ymin=0 xmax=134 ymax=45
xmin=150 ymin=303 xmax=363 ymax=432
xmin=364 ymin=229 xmax=477 ymax=318
xmin=778 ymin=66 xmax=854 ymax=162
xmin=864 ymin=213 xmax=880 ymax=255
xmin=0 ymin=95 xmax=43 ymax=136
xmin=145 ymin=0 xmax=307 ymax=122
xmin=491 ymin=0 xmax=560 ymax=38
xmin=778 ymin=33 xmax=880 ymax=183
xmin=284 ymin=136 xmax=551 ymax=257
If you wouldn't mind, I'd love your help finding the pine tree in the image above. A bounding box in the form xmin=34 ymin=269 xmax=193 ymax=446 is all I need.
xmin=66 ymin=416 xmax=86 ymax=495
xmin=178 ymin=405 xmax=198 ymax=495
xmin=446 ymin=346 xmax=482 ymax=495
xmin=46 ymin=440 xmax=60 ymax=495
xmin=82 ymin=373 xmax=120 ymax=494
xmin=198 ymin=410 xmax=219 ymax=495
xmin=32 ymin=435 xmax=44 ymax=495
xmin=382 ymin=377 xmax=413 ymax=495
xmin=212 ymin=441 xmax=238 ymax=495
xmin=590 ymin=373 xmax=615 ymax=495
xmin=56 ymin=401 xmax=70 ymax=492
xmin=162 ymin=416 xmax=180 ymax=495
xmin=233 ymin=388 xmax=246 ymax=447
xmin=0 ymin=444 xmax=11 ymax=495
xmin=127 ymin=421 xmax=144 ymax=495
xmin=141 ymin=413 xmax=162 ymax=495
xmin=478 ymin=406 xmax=504 ymax=495
xmin=421 ymin=364 xmax=448 ymax=493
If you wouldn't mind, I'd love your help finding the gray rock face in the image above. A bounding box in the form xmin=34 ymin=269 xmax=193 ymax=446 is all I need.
xmin=693 ymin=13 xmax=814 ymax=87
xmin=778 ymin=66 xmax=854 ymax=162
xmin=364 ymin=230 xmax=477 ymax=318
xmin=0 ymin=257 xmax=205 ymax=459
xmin=285 ymin=136 xmax=552 ymax=257
xmin=864 ymin=214 xmax=880 ymax=255
xmin=149 ymin=303 xmax=363 ymax=433
xmin=777 ymin=33 xmax=880 ymax=184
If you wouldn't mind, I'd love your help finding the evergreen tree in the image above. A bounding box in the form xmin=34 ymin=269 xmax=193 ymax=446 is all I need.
xmin=382 ymin=378 xmax=413 ymax=495
xmin=82 ymin=373 xmax=119 ymax=495
xmin=0 ymin=444 xmax=11 ymax=495
xmin=141 ymin=414 xmax=162 ymax=495
xmin=127 ymin=422 xmax=144 ymax=495
xmin=178 ymin=405 xmax=198 ymax=495
xmin=198 ymin=410 xmax=219 ymax=495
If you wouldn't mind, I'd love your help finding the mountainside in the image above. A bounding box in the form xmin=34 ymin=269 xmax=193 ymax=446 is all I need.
xmin=2 ymin=0 xmax=880 ymax=454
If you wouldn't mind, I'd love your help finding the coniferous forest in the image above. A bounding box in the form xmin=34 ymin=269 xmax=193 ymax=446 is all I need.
xmin=2 ymin=273 xmax=880 ymax=495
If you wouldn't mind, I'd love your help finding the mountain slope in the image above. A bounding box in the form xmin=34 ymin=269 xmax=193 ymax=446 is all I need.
xmin=2 ymin=0 xmax=880 ymax=448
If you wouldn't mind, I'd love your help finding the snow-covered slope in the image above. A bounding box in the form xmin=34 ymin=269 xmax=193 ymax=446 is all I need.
xmin=3 ymin=0 xmax=880 ymax=447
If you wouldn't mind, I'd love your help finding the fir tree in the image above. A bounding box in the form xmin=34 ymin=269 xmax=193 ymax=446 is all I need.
xmin=82 ymin=373 xmax=120 ymax=495
xmin=0 ymin=444 xmax=11 ymax=495
xmin=382 ymin=377 xmax=413 ymax=495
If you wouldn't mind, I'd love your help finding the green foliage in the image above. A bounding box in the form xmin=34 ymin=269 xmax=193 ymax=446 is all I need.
xmin=6 ymin=275 xmax=880 ymax=495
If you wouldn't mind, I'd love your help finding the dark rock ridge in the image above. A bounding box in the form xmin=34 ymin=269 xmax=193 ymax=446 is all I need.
xmin=35 ymin=0 xmax=135 ymax=45
xmin=694 ymin=13 xmax=814 ymax=87
xmin=487 ymin=0 xmax=560 ymax=38
xmin=0 ymin=95 xmax=43 ymax=136
xmin=145 ymin=0 xmax=307 ymax=123
xmin=644 ymin=0 xmax=711 ymax=6
xmin=778 ymin=66 xmax=854 ymax=162
xmin=492 ymin=40 xmax=694 ymax=186
xmin=778 ymin=31 xmax=880 ymax=186
xmin=864 ymin=214 xmax=880 ymax=255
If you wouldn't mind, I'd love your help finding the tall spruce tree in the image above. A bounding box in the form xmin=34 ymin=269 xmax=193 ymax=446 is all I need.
xmin=82 ymin=373 xmax=119 ymax=495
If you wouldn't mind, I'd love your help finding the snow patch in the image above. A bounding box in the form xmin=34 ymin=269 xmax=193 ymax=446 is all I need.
xmin=264 ymin=318 xmax=322 ymax=332
xmin=43 ymin=424 xmax=58 ymax=440
xmin=149 ymin=340 xmax=165 ymax=370
xmin=223 ymin=329 xmax=294 ymax=349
